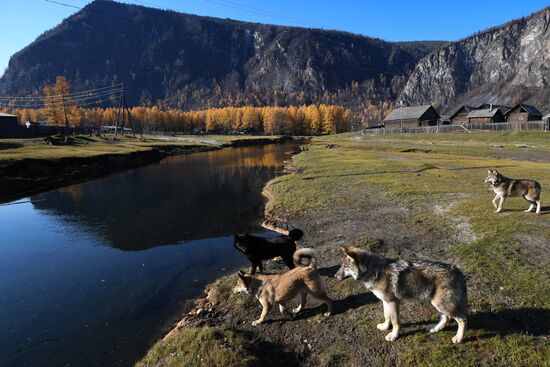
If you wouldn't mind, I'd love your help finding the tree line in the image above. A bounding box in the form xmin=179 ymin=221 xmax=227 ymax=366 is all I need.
xmin=2 ymin=76 xmax=396 ymax=135
xmin=5 ymin=104 xmax=354 ymax=136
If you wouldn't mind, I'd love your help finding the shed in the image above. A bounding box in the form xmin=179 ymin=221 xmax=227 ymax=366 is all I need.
xmin=0 ymin=112 xmax=20 ymax=138
xmin=383 ymin=105 xmax=440 ymax=128
xmin=543 ymin=113 xmax=550 ymax=128
xmin=504 ymin=104 xmax=542 ymax=122
xmin=447 ymin=105 xmax=476 ymax=125
xmin=466 ymin=108 xmax=505 ymax=123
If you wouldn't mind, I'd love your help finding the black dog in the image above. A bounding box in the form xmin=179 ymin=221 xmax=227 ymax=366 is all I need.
xmin=234 ymin=229 xmax=304 ymax=274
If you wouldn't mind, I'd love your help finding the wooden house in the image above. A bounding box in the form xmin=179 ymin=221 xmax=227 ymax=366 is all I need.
xmin=505 ymin=104 xmax=542 ymax=122
xmin=447 ymin=105 xmax=476 ymax=125
xmin=383 ymin=105 xmax=439 ymax=128
xmin=466 ymin=108 xmax=505 ymax=123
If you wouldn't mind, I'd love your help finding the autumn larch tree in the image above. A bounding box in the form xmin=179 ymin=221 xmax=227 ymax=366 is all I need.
xmin=43 ymin=76 xmax=72 ymax=143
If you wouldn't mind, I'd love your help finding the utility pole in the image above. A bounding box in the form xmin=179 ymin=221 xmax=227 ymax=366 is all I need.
xmin=400 ymin=100 xmax=403 ymax=132
xmin=116 ymin=82 xmax=142 ymax=139
xmin=115 ymin=85 xmax=124 ymax=137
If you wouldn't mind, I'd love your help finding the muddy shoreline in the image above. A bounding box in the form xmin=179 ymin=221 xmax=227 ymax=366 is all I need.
xmin=0 ymin=136 xmax=295 ymax=204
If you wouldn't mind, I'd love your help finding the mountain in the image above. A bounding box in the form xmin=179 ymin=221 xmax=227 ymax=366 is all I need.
xmin=0 ymin=0 xmax=443 ymax=112
xmin=399 ymin=6 xmax=550 ymax=111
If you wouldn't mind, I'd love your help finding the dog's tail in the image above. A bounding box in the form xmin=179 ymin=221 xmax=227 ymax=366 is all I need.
xmin=293 ymin=248 xmax=317 ymax=269
xmin=288 ymin=228 xmax=304 ymax=241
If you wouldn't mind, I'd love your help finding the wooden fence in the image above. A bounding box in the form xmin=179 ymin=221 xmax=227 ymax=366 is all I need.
xmin=363 ymin=121 xmax=549 ymax=135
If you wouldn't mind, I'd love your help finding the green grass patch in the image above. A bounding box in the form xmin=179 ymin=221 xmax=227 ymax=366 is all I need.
xmin=265 ymin=131 xmax=550 ymax=365
xmin=398 ymin=333 xmax=550 ymax=367
xmin=135 ymin=327 xmax=259 ymax=367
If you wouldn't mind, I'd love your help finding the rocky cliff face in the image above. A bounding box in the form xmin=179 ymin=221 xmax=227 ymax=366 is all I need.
xmin=0 ymin=1 xmax=442 ymax=111
xmin=400 ymin=7 xmax=550 ymax=110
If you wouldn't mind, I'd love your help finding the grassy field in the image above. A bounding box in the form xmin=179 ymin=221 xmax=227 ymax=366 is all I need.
xmin=0 ymin=134 xmax=280 ymax=162
xmin=139 ymin=131 xmax=550 ymax=367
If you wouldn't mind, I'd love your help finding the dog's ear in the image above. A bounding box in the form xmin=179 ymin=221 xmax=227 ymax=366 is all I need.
xmin=341 ymin=246 xmax=359 ymax=261
xmin=487 ymin=169 xmax=492 ymax=174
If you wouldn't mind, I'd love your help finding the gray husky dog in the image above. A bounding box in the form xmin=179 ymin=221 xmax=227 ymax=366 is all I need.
xmin=335 ymin=246 xmax=468 ymax=343
xmin=484 ymin=169 xmax=541 ymax=214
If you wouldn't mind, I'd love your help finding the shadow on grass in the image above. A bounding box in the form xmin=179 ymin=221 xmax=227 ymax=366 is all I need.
xmin=496 ymin=207 xmax=550 ymax=215
xmin=0 ymin=142 xmax=24 ymax=150
xmin=245 ymin=330 xmax=300 ymax=367
xmin=466 ymin=307 xmax=550 ymax=340
xmin=287 ymin=292 xmax=378 ymax=321
xmin=398 ymin=307 xmax=550 ymax=341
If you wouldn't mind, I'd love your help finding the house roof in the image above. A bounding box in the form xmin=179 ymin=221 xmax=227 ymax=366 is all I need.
xmin=0 ymin=112 xmax=17 ymax=118
xmin=506 ymin=104 xmax=542 ymax=116
xmin=474 ymin=104 xmax=510 ymax=114
xmin=543 ymin=113 xmax=550 ymax=120
xmin=383 ymin=105 xmax=437 ymax=121
xmin=446 ymin=105 xmax=475 ymax=119
xmin=466 ymin=109 xmax=501 ymax=118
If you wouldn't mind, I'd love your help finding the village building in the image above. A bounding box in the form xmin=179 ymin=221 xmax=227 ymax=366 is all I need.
xmin=447 ymin=105 xmax=476 ymax=125
xmin=543 ymin=113 xmax=550 ymax=127
xmin=383 ymin=105 xmax=440 ymax=128
xmin=0 ymin=112 xmax=20 ymax=138
xmin=504 ymin=104 xmax=542 ymax=122
xmin=466 ymin=108 xmax=506 ymax=123
xmin=475 ymin=103 xmax=510 ymax=113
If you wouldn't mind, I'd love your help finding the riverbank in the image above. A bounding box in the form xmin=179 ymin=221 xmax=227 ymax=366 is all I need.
xmin=0 ymin=134 xmax=293 ymax=203
xmin=139 ymin=131 xmax=550 ymax=366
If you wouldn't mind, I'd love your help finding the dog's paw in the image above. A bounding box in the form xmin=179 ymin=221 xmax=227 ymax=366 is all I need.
xmin=292 ymin=307 xmax=301 ymax=314
xmin=524 ymin=209 xmax=532 ymax=212
xmin=377 ymin=323 xmax=390 ymax=330
xmin=251 ymin=320 xmax=262 ymax=326
xmin=323 ymin=312 xmax=331 ymax=317
xmin=495 ymin=208 xmax=502 ymax=213
xmin=452 ymin=335 xmax=463 ymax=344
xmin=428 ymin=327 xmax=438 ymax=333
xmin=385 ymin=332 xmax=398 ymax=342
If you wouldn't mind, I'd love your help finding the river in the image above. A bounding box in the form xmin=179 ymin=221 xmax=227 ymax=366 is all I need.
xmin=0 ymin=142 xmax=298 ymax=367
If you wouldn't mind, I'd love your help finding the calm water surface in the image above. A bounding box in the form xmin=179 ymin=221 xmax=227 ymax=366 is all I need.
xmin=0 ymin=143 xmax=297 ymax=367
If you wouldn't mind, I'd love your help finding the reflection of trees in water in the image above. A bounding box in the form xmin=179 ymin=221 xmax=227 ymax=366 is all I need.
xmin=31 ymin=144 xmax=294 ymax=250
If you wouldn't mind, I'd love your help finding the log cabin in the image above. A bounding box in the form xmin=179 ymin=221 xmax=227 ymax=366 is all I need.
xmin=383 ymin=105 xmax=439 ymax=128
xmin=504 ymin=104 xmax=542 ymax=122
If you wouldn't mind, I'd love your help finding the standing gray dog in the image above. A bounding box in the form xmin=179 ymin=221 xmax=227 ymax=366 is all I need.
xmin=485 ymin=169 xmax=542 ymax=214
xmin=335 ymin=246 xmax=468 ymax=343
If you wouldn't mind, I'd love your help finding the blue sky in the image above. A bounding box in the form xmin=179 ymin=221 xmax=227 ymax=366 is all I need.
xmin=1 ymin=0 xmax=549 ymax=74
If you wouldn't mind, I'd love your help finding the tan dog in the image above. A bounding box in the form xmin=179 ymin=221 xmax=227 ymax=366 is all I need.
xmin=485 ymin=169 xmax=542 ymax=213
xmin=233 ymin=248 xmax=333 ymax=325
xmin=335 ymin=246 xmax=468 ymax=344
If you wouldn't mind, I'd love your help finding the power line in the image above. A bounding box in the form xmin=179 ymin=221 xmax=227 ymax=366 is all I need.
xmin=0 ymin=88 xmax=124 ymax=105
xmin=3 ymin=96 xmax=123 ymax=111
xmin=44 ymin=0 xmax=82 ymax=10
xmin=203 ymin=0 xmax=325 ymax=29
xmin=0 ymin=83 xmax=123 ymax=100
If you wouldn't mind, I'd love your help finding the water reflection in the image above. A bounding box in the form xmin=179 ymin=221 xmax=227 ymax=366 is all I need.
xmin=0 ymin=143 xmax=297 ymax=367
xmin=30 ymin=144 xmax=292 ymax=250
